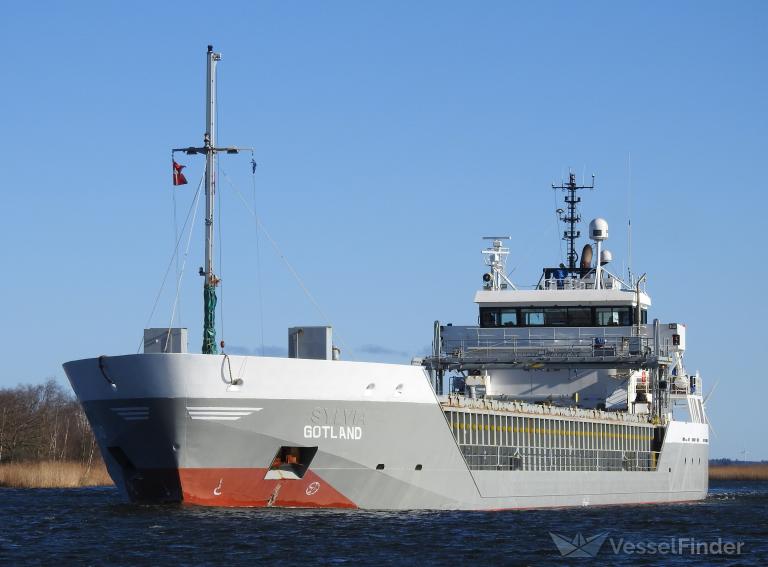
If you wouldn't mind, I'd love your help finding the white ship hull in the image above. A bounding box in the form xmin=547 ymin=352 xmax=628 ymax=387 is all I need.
xmin=64 ymin=353 xmax=708 ymax=509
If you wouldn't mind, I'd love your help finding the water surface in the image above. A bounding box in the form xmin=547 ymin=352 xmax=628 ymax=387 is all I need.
xmin=1 ymin=482 xmax=766 ymax=565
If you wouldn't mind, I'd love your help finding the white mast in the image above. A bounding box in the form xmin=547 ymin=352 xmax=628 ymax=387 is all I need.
xmin=173 ymin=45 xmax=249 ymax=354
xmin=204 ymin=45 xmax=220 ymax=295
xmin=589 ymin=218 xmax=609 ymax=290
xmin=481 ymin=237 xmax=517 ymax=291
xmin=200 ymin=45 xmax=222 ymax=355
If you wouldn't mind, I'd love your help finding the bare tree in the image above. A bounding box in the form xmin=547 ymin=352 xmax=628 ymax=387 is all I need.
xmin=0 ymin=380 xmax=100 ymax=464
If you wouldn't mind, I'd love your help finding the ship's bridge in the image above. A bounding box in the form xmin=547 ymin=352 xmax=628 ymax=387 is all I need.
xmin=444 ymin=274 xmax=657 ymax=369
xmin=475 ymin=287 xmax=651 ymax=329
xmin=432 ymin=275 xmax=668 ymax=373
xmin=474 ymin=234 xmax=651 ymax=329
xmin=426 ymin=232 xmax=667 ymax=372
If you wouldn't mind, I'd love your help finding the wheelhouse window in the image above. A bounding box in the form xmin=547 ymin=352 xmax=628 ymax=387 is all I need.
xmin=544 ymin=308 xmax=567 ymax=326
xmin=500 ymin=308 xmax=518 ymax=327
xmin=596 ymin=307 xmax=631 ymax=326
xmin=641 ymin=308 xmax=648 ymax=324
xmin=480 ymin=305 xmax=636 ymax=327
xmin=617 ymin=307 xmax=631 ymax=326
xmin=480 ymin=308 xmax=499 ymax=327
xmin=522 ymin=309 xmax=545 ymax=326
xmin=568 ymin=307 xmax=592 ymax=326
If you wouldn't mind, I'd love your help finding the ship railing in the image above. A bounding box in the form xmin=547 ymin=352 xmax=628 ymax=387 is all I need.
xmin=442 ymin=396 xmax=653 ymax=424
xmin=540 ymin=277 xmax=596 ymax=290
xmin=458 ymin=445 xmax=660 ymax=472
xmin=537 ymin=266 xmax=635 ymax=292
xmin=540 ymin=277 xmax=624 ymax=291
xmin=669 ymin=384 xmax=697 ymax=396
xmin=442 ymin=332 xmax=654 ymax=362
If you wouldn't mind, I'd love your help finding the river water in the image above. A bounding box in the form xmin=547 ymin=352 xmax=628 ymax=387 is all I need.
xmin=1 ymin=481 xmax=766 ymax=565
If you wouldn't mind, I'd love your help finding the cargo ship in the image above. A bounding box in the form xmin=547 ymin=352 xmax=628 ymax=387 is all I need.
xmin=64 ymin=46 xmax=709 ymax=509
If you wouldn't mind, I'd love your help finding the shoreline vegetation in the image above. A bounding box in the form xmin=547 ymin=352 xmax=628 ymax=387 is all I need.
xmin=0 ymin=380 xmax=112 ymax=488
xmin=0 ymin=460 xmax=112 ymax=488
xmin=709 ymin=464 xmax=768 ymax=481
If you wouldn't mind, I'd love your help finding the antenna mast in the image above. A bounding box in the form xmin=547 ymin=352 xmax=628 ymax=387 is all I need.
xmin=173 ymin=45 xmax=248 ymax=355
xmin=627 ymin=152 xmax=633 ymax=285
xmin=481 ymin=237 xmax=517 ymax=291
xmin=552 ymin=172 xmax=595 ymax=271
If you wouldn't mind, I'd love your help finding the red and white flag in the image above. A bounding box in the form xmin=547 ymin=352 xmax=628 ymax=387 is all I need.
xmin=172 ymin=161 xmax=188 ymax=186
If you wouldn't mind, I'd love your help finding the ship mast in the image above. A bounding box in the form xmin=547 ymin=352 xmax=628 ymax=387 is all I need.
xmin=174 ymin=45 xmax=245 ymax=355
xmin=552 ymin=172 xmax=595 ymax=271
xmin=202 ymin=45 xmax=220 ymax=355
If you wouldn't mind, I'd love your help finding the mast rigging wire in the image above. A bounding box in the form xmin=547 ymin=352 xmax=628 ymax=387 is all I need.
xmin=250 ymin=151 xmax=266 ymax=356
xmin=219 ymin=168 xmax=349 ymax=356
xmin=215 ymin=78 xmax=225 ymax=350
xmin=217 ymin=145 xmax=225 ymax=349
xmin=164 ymin=175 xmax=204 ymax=351
xmin=172 ymin=171 xmax=180 ymax=322
xmin=137 ymin=174 xmax=204 ymax=353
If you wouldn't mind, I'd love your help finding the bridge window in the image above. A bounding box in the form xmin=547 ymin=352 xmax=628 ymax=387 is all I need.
xmin=522 ymin=309 xmax=545 ymax=326
xmin=480 ymin=308 xmax=499 ymax=327
xmin=568 ymin=307 xmax=592 ymax=326
xmin=500 ymin=309 xmax=518 ymax=327
xmin=544 ymin=308 xmax=567 ymax=326
xmin=596 ymin=307 xmax=631 ymax=326
xmin=480 ymin=306 xmax=637 ymax=327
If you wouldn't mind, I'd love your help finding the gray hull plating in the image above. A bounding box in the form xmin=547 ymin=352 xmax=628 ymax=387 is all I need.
xmin=65 ymin=354 xmax=708 ymax=510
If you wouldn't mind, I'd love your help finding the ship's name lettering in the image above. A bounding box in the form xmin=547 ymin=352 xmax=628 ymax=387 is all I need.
xmin=310 ymin=407 xmax=366 ymax=426
xmin=303 ymin=425 xmax=363 ymax=440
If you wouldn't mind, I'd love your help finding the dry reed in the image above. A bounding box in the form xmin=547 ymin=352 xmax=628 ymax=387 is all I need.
xmin=709 ymin=464 xmax=768 ymax=481
xmin=0 ymin=460 xmax=113 ymax=488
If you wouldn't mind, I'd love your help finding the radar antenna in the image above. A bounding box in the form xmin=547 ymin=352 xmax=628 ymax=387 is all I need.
xmin=552 ymin=172 xmax=595 ymax=271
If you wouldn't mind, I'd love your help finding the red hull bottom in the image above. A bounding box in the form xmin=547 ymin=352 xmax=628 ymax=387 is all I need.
xmin=175 ymin=468 xmax=357 ymax=508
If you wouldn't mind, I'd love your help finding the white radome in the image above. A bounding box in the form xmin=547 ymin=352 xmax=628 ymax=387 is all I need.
xmin=589 ymin=217 xmax=609 ymax=241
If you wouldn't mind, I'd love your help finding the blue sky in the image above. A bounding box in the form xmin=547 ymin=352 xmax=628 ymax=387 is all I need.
xmin=2 ymin=1 xmax=766 ymax=459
